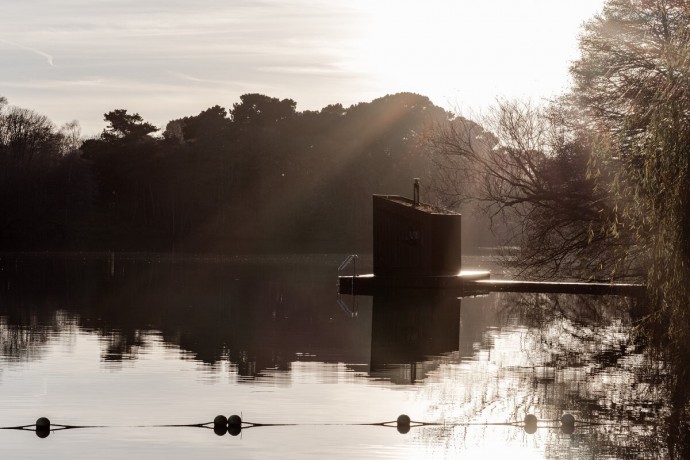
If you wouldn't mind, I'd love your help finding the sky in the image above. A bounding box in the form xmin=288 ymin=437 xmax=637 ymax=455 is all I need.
xmin=1 ymin=0 xmax=605 ymax=136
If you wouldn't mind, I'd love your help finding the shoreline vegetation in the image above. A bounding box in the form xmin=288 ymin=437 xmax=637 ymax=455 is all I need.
xmin=0 ymin=92 xmax=495 ymax=255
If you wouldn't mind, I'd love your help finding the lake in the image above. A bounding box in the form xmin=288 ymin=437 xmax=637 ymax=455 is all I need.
xmin=0 ymin=253 xmax=674 ymax=459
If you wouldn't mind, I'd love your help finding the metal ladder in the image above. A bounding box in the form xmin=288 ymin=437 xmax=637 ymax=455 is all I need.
xmin=336 ymin=254 xmax=358 ymax=317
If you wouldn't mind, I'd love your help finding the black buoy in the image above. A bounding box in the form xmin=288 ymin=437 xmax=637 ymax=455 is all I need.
xmin=213 ymin=415 xmax=228 ymax=436
xmin=397 ymin=414 xmax=411 ymax=434
xmin=35 ymin=417 xmax=50 ymax=438
xmin=561 ymin=413 xmax=575 ymax=435
xmin=214 ymin=415 xmax=228 ymax=427
xmin=227 ymin=415 xmax=242 ymax=436
xmin=524 ymin=414 xmax=538 ymax=434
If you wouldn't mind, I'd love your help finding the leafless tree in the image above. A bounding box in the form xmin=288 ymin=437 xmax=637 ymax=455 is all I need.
xmin=428 ymin=100 xmax=644 ymax=281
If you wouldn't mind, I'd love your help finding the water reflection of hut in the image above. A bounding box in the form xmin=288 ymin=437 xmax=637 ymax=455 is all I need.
xmin=368 ymin=291 xmax=460 ymax=384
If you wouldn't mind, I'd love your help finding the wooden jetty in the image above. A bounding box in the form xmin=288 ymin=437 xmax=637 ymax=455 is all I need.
xmin=338 ymin=273 xmax=646 ymax=297
xmin=338 ymin=184 xmax=646 ymax=298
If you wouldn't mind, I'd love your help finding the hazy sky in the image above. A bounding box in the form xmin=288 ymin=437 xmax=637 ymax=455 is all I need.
xmin=2 ymin=0 xmax=604 ymax=136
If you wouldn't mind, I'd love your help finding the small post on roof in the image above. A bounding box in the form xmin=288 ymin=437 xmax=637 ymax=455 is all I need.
xmin=413 ymin=178 xmax=420 ymax=207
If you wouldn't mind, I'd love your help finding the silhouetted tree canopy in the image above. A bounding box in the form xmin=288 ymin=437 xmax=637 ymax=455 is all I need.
xmin=181 ymin=105 xmax=230 ymax=142
xmin=231 ymin=93 xmax=297 ymax=126
xmin=101 ymin=109 xmax=158 ymax=142
xmin=0 ymin=92 xmax=454 ymax=253
xmin=0 ymin=99 xmax=94 ymax=247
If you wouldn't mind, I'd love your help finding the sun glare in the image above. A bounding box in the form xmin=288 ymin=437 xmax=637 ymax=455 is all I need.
xmin=351 ymin=2 xmax=466 ymax=96
xmin=349 ymin=0 xmax=604 ymax=112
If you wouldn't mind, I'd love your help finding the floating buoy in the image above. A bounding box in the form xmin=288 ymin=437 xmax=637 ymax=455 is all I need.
xmin=227 ymin=415 xmax=242 ymax=427
xmin=35 ymin=417 xmax=50 ymax=438
xmin=214 ymin=415 xmax=228 ymax=427
xmin=36 ymin=417 xmax=50 ymax=429
xmin=227 ymin=415 xmax=242 ymax=436
xmin=397 ymin=414 xmax=411 ymax=434
xmin=561 ymin=413 xmax=575 ymax=435
xmin=213 ymin=415 xmax=228 ymax=436
xmin=524 ymin=414 xmax=538 ymax=434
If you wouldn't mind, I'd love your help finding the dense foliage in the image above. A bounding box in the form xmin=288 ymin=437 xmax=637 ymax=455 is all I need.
xmin=0 ymin=92 xmax=452 ymax=253
xmin=571 ymin=0 xmax=690 ymax=350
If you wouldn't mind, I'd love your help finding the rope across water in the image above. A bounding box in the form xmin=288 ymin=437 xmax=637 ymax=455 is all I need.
xmin=2 ymin=413 xmax=583 ymax=438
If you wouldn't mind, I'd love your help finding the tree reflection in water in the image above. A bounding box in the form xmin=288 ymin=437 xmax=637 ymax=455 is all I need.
xmin=0 ymin=253 xmax=372 ymax=372
xmin=415 ymin=292 xmax=681 ymax=459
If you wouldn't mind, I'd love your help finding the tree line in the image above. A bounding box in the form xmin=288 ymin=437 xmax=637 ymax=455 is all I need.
xmin=0 ymin=92 xmax=474 ymax=253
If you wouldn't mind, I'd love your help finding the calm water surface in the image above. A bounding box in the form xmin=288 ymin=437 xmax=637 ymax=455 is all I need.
xmin=0 ymin=254 xmax=669 ymax=458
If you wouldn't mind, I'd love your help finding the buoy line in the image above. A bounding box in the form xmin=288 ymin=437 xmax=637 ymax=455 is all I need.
xmin=3 ymin=414 xmax=584 ymax=438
